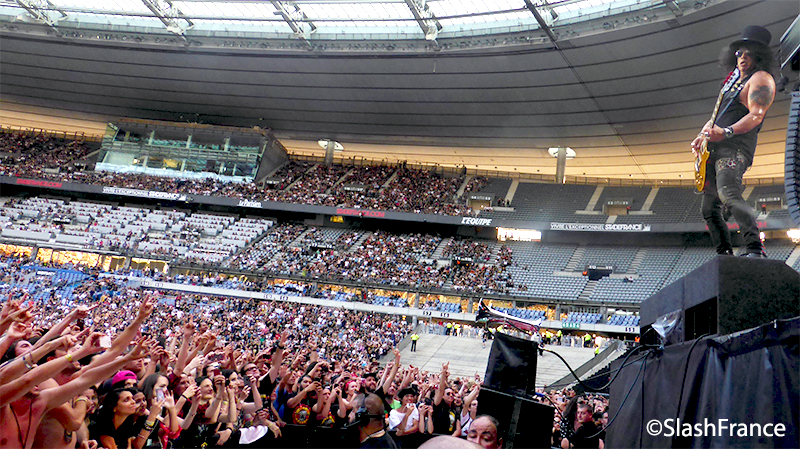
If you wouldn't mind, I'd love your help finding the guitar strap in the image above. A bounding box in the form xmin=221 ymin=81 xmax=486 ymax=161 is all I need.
xmin=715 ymin=73 xmax=753 ymax=126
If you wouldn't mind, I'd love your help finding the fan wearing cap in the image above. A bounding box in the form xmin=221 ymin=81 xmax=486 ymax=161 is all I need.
xmin=387 ymin=386 xmax=420 ymax=437
xmin=691 ymin=25 xmax=776 ymax=258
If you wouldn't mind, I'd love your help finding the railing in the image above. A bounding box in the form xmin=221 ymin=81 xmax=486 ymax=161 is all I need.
xmin=546 ymin=339 xmax=626 ymax=389
xmin=285 ymin=151 xmax=784 ymax=187
xmin=0 ymin=126 xmax=101 ymax=143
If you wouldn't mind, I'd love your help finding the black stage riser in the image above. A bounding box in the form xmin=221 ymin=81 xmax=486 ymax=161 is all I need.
xmin=477 ymin=387 xmax=554 ymax=449
xmin=640 ymin=256 xmax=799 ymax=344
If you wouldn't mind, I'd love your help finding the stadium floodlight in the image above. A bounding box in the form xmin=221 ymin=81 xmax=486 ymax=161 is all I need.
xmin=140 ymin=0 xmax=194 ymax=41
xmin=548 ymin=147 xmax=576 ymax=159
xmin=13 ymin=0 xmax=67 ymax=32
xmin=271 ymin=1 xmax=316 ymax=50
xmin=318 ymin=140 xmax=343 ymax=151
xmin=404 ymin=0 xmax=442 ymax=43
xmin=523 ymin=0 xmax=557 ymax=44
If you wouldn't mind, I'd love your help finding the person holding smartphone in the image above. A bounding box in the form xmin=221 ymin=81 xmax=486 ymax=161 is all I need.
xmin=135 ymin=374 xmax=179 ymax=449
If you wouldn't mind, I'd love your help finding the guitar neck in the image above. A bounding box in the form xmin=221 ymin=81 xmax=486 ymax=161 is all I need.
xmin=708 ymin=69 xmax=742 ymax=127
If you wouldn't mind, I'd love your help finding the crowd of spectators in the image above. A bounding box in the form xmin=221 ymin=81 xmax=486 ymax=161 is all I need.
xmin=1 ymin=131 xmax=482 ymax=216
xmin=227 ymin=229 xmax=452 ymax=289
xmin=0 ymin=131 xmax=92 ymax=179
xmin=2 ymin=194 xmax=519 ymax=298
xmin=442 ymin=239 xmax=493 ymax=262
xmin=0 ymin=251 xmax=613 ymax=449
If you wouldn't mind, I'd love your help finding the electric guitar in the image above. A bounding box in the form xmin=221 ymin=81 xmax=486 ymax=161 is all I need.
xmin=694 ymin=69 xmax=741 ymax=192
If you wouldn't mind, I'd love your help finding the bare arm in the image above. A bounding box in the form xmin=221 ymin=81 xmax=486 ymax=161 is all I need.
xmin=287 ymin=382 xmax=316 ymax=409
xmin=47 ymin=396 xmax=90 ymax=432
xmin=733 ymin=72 xmax=775 ymax=133
xmin=218 ymin=388 xmax=237 ymax=424
xmin=173 ymin=323 xmax=194 ymax=375
xmin=463 ymin=383 xmax=480 ymax=410
xmin=33 ymin=305 xmax=96 ymax=351
xmin=0 ymin=334 xmax=74 ymax=384
xmin=0 ymin=336 xmax=94 ymax=407
xmin=205 ymin=376 xmax=227 ymax=422
xmin=176 ymin=394 xmax=201 ymax=429
xmin=87 ymin=297 xmax=154 ymax=367
xmin=705 ymin=71 xmax=776 ymax=142
xmin=398 ymin=367 xmax=414 ymax=392
xmin=380 ymin=348 xmax=401 ymax=396
xmin=336 ymin=388 xmax=348 ymax=419
xmin=41 ymin=337 xmax=146 ymax=412
xmin=99 ymin=435 xmax=118 ymax=449
xmin=267 ymin=331 xmax=288 ymax=383
xmin=316 ymin=387 xmax=334 ymax=419
xmin=434 ymin=363 xmax=448 ymax=406
xmin=132 ymin=399 xmax=167 ymax=449
xmin=237 ymin=376 xmax=263 ymax=416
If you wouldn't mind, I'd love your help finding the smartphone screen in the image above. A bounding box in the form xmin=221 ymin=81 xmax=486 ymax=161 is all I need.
xmin=156 ymin=388 xmax=165 ymax=402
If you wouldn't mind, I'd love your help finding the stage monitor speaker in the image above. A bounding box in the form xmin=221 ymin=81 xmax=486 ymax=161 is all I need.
xmin=477 ymin=387 xmax=554 ymax=449
xmin=641 ymin=256 xmax=800 ymax=345
xmin=484 ymin=331 xmax=538 ymax=397
xmin=785 ymin=92 xmax=799 ymax=226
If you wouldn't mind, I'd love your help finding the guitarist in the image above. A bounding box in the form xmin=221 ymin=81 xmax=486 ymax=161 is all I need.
xmin=691 ymin=26 xmax=776 ymax=258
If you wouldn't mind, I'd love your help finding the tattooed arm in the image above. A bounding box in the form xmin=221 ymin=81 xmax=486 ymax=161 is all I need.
xmin=703 ymin=71 xmax=775 ymax=143
xmin=737 ymin=71 xmax=776 ymax=131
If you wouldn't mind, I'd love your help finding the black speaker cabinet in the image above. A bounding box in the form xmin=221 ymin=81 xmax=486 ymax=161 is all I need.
xmin=786 ymin=92 xmax=799 ymax=225
xmin=484 ymin=331 xmax=538 ymax=397
xmin=641 ymin=256 xmax=800 ymax=344
xmin=477 ymin=387 xmax=554 ymax=449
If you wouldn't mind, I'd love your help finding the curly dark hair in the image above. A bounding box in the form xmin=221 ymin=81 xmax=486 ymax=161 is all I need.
xmin=719 ymin=42 xmax=774 ymax=75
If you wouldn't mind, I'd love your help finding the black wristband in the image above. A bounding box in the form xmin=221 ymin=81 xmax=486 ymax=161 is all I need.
xmin=723 ymin=127 xmax=734 ymax=139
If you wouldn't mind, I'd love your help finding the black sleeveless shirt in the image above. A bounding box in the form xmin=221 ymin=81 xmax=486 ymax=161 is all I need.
xmin=711 ymin=73 xmax=762 ymax=165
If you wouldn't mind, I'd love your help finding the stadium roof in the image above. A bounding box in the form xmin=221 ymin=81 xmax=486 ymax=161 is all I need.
xmin=0 ymin=0 xmax=797 ymax=183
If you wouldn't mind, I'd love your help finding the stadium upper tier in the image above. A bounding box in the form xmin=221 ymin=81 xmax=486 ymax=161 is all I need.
xmin=0 ymin=0 xmax=703 ymax=46
xmin=0 ymin=132 xmax=794 ymax=228
xmin=2 ymin=197 xmax=798 ymax=305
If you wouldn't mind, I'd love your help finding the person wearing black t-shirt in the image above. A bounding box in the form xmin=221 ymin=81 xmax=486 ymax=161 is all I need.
xmin=248 ymin=330 xmax=288 ymax=404
xmin=690 ymin=25 xmax=776 ymax=257
xmin=358 ymin=394 xmax=398 ymax=449
xmin=432 ymin=362 xmax=457 ymax=435
xmin=561 ymin=403 xmax=601 ymax=449
xmin=364 ymin=348 xmax=401 ymax=414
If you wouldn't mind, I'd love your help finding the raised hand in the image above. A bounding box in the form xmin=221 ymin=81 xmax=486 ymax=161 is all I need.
xmin=163 ymin=393 xmax=176 ymax=410
xmin=137 ymin=297 xmax=155 ymax=321
xmin=213 ymin=374 xmax=226 ymax=392
xmin=126 ymin=337 xmax=149 ymax=360
xmin=79 ymin=332 xmax=106 ymax=356
xmin=80 ymin=439 xmax=99 ymax=449
xmin=7 ymin=321 xmax=30 ymax=341
xmin=73 ymin=304 xmax=99 ymax=320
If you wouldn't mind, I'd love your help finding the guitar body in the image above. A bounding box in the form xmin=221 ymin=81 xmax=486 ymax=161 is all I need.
xmin=692 ymin=69 xmax=741 ymax=193
xmin=694 ymin=139 xmax=710 ymax=192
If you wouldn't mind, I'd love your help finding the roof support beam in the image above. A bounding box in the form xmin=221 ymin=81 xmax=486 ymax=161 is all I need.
xmin=523 ymin=0 xmax=558 ymax=45
xmin=13 ymin=0 xmax=66 ymax=32
xmin=661 ymin=0 xmax=684 ymax=17
xmin=270 ymin=1 xmax=316 ymax=49
xmin=140 ymin=0 xmax=194 ymax=41
xmin=404 ymin=0 xmax=442 ymax=43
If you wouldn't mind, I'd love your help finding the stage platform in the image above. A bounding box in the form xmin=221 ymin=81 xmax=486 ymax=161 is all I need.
xmin=395 ymin=333 xmax=596 ymax=387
